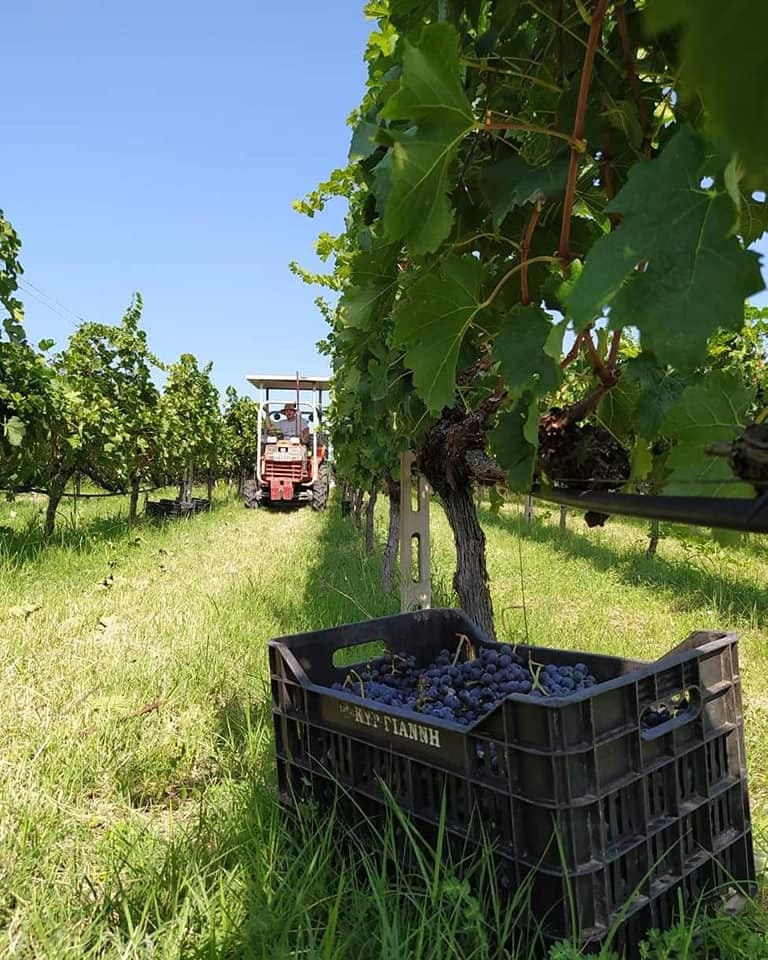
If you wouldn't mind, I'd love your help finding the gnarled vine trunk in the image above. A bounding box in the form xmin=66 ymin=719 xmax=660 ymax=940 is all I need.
xmin=647 ymin=519 xmax=660 ymax=559
xmin=418 ymin=406 xmax=497 ymax=640
xmin=382 ymin=476 xmax=400 ymax=592
xmin=365 ymin=485 xmax=378 ymax=554
xmin=44 ymin=473 xmax=70 ymax=537
xmin=129 ymin=474 xmax=141 ymax=526
xmin=352 ymin=487 xmax=364 ymax=529
xmin=437 ymin=481 xmax=495 ymax=639
xmin=179 ymin=460 xmax=194 ymax=503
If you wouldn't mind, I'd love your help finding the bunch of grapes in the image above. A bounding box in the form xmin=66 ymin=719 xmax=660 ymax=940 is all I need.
xmin=641 ymin=696 xmax=690 ymax=729
xmin=331 ymin=641 xmax=598 ymax=726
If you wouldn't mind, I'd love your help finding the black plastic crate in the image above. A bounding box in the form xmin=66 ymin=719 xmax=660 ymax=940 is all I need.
xmin=268 ymin=609 xmax=755 ymax=954
xmin=145 ymin=498 xmax=194 ymax=519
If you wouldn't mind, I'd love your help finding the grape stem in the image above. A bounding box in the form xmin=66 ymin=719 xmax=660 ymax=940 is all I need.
xmin=345 ymin=669 xmax=366 ymax=698
xmin=482 ymin=119 xmax=585 ymax=152
xmin=462 ymin=59 xmax=563 ymax=94
xmin=480 ymin=255 xmax=559 ymax=310
xmin=528 ymin=658 xmax=550 ymax=696
xmin=452 ymin=632 xmax=475 ymax=665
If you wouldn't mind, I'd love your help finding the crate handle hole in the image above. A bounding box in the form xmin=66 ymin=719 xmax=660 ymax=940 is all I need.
xmin=332 ymin=641 xmax=387 ymax=668
xmin=641 ymin=686 xmax=701 ymax=740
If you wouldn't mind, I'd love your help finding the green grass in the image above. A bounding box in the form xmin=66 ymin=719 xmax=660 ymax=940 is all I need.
xmin=0 ymin=489 xmax=766 ymax=958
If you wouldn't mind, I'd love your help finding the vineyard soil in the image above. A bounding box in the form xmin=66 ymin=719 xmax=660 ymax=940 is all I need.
xmin=1 ymin=490 xmax=767 ymax=958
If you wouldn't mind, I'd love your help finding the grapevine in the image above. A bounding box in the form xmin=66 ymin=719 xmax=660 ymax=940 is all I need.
xmin=294 ymin=1 xmax=768 ymax=634
xmin=0 ymin=209 xmax=256 ymax=533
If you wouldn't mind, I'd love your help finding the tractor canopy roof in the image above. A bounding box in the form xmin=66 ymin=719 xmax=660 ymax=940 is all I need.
xmin=245 ymin=374 xmax=330 ymax=392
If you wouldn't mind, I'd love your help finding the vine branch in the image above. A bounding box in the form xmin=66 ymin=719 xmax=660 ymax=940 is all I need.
xmin=558 ymin=381 xmax=611 ymax=427
xmin=558 ymin=0 xmax=611 ymax=271
xmin=561 ymin=332 xmax=585 ymax=370
xmin=607 ymin=329 xmax=622 ymax=371
xmin=555 ymin=0 xmax=564 ymax=93
xmin=600 ymin=134 xmax=621 ymax=228
xmin=520 ymin=202 xmax=543 ymax=306
xmin=583 ymin=328 xmax=618 ymax=387
xmin=615 ymin=0 xmax=652 ymax=157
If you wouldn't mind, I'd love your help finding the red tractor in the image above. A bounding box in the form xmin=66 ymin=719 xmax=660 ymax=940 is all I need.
xmin=242 ymin=374 xmax=330 ymax=510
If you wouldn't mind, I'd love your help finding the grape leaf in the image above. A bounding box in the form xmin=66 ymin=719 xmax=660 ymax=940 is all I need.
xmin=646 ymin=0 xmax=768 ymax=175
xmin=369 ymin=358 xmax=390 ymax=401
xmin=481 ymin=156 xmax=569 ymax=226
xmin=740 ymin=195 xmax=768 ymax=246
xmin=4 ymin=415 xmax=26 ymax=447
xmin=493 ymin=305 xmax=561 ymax=398
xmin=489 ymin=393 xmax=538 ymax=492
xmin=661 ymin=371 xmax=754 ymax=497
xmin=349 ymin=121 xmax=380 ymax=163
xmin=597 ymin=380 xmax=642 ymax=438
xmin=621 ymin=354 xmax=686 ymax=439
xmin=711 ymin=528 xmax=743 ymax=547
xmin=379 ymin=23 xmax=475 ymax=253
xmin=393 ymin=255 xmax=484 ymax=411
xmin=389 ymin=0 xmax=438 ymax=30
xmin=601 ymin=97 xmax=643 ymax=151
xmin=566 ymin=127 xmax=764 ymax=369
xmin=491 ymin=0 xmax=522 ymax=32
xmin=486 ymin=484 xmax=505 ymax=515
xmin=736 ymin=171 xmax=768 ymax=245
xmin=372 ymin=151 xmax=393 ymax=212
xmin=629 ymin=438 xmax=653 ymax=483
xmin=340 ymin=241 xmax=399 ymax=330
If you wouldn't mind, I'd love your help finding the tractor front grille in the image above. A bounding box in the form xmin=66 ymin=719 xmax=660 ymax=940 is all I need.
xmin=265 ymin=461 xmax=304 ymax=481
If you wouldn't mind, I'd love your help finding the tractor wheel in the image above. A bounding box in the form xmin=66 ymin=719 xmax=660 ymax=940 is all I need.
xmin=312 ymin=463 xmax=329 ymax=511
xmin=242 ymin=478 xmax=261 ymax=509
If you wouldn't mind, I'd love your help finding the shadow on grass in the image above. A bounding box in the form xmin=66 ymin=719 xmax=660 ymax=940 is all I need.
xmin=481 ymin=506 xmax=768 ymax=627
xmin=299 ymin=501 xmax=402 ymax=628
xmin=299 ymin=500 xmax=458 ymax=631
xmin=0 ymin=510 xmax=141 ymax=564
xmin=0 ymin=490 xmax=220 ymax=566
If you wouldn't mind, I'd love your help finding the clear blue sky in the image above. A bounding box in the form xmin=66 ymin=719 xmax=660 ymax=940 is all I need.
xmin=2 ymin=1 xmax=371 ymax=395
xmin=3 ymin=3 xmax=767 ymax=397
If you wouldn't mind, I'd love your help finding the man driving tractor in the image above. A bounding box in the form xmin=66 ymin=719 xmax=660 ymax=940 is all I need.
xmin=266 ymin=402 xmax=310 ymax=443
